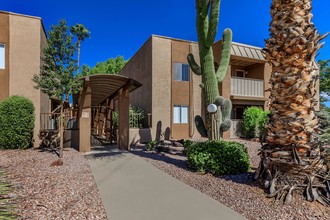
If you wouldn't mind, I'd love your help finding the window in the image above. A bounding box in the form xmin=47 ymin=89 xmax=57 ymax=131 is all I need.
xmin=173 ymin=105 xmax=189 ymax=124
xmin=232 ymin=69 xmax=246 ymax=77
xmin=0 ymin=44 xmax=4 ymax=69
xmin=174 ymin=63 xmax=189 ymax=81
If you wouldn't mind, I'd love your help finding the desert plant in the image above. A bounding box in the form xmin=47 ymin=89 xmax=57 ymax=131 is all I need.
xmin=258 ymin=0 xmax=329 ymax=204
xmin=186 ymin=141 xmax=249 ymax=175
xmin=0 ymin=96 xmax=35 ymax=149
xmin=145 ymin=140 xmax=157 ymax=151
xmin=243 ymin=107 xmax=269 ymax=138
xmin=188 ymin=0 xmax=232 ymax=140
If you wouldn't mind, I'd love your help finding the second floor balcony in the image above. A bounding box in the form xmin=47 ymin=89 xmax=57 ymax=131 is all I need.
xmin=230 ymin=76 xmax=264 ymax=98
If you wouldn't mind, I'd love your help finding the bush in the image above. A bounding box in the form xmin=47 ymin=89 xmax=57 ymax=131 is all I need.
xmin=0 ymin=96 xmax=35 ymax=149
xmin=243 ymin=106 xmax=269 ymax=138
xmin=186 ymin=140 xmax=250 ymax=175
xmin=146 ymin=140 xmax=157 ymax=151
xmin=112 ymin=105 xmax=145 ymax=128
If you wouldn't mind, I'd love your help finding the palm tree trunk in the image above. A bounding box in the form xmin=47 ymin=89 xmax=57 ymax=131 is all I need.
xmin=77 ymin=40 xmax=81 ymax=68
xmin=256 ymin=0 xmax=330 ymax=205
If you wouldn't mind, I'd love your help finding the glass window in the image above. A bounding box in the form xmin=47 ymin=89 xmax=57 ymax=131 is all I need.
xmin=0 ymin=44 xmax=4 ymax=69
xmin=173 ymin=105 xmax=189 ymax=124
xmin=174 ymin=63 xmax=189 ymax=82
xmin=173 ymin=106 xmax=181 ymax=123
xmin=181 ymin=106 xmax=189 ymax=123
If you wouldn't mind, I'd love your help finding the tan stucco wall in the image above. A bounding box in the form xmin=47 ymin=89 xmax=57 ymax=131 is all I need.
xmin=0 ymin=12 xmax=10 ymax=101
xmin=39 ymin=24 xmax=50 ymax=115
xmin=8 ymin=14 xmax=47 ymax=147
xmin=120 ymin=37 xmax=153 ymax=122
xmin=190 ymin=44 xmax=203 ymax=139
xmin=246 ymin=63 xmax=265 ymax=80
xmin=152 ymin=37 xmax=172 ymax=140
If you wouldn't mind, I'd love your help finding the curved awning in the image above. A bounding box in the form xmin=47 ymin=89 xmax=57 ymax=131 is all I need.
xmin=79 ymin=74 xmax=142 ymax=106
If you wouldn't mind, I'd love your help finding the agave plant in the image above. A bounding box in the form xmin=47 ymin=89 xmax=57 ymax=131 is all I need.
xmin=256 ymin=0 xmax=330 ymax=205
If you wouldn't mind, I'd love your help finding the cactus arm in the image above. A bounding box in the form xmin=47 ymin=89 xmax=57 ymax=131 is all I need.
xmin=216 ymin=28 xmax=232 ymax=82
xmin=220 ymin=99 xmax=232 ymax=133
xmin=222 ymin=99 xmax=232 ymax=120
xmin=205 ymin=0 xmax=220 ymax=47
xmin=194 ymin=115 xmax=208 ymax=138
xmin=187 ymin=54 xmax=202 ymax=75
xmin=220 ymin=119 xmax=231 ymax=132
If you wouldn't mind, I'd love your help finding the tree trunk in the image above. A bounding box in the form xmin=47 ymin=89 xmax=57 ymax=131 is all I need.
xmin=256 ymin=0 xmax=330 ymax=205
xmin=59 ymin=102 xmax=64 ymax=159
xmin=77 ymin=40 xmax=81 ymax=68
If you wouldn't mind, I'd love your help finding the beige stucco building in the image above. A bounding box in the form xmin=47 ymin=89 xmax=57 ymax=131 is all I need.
xmin=120 ymin=35 xmax=273 ymax=141
xmin=0 ymin=11 xmax=50 ymax=147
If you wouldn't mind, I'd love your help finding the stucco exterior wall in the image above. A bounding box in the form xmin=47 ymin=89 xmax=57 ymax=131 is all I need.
xmin=0 ymin=12 xmax=10 ymax=101
xmin=8 ymin=14 xmax=47 ymax=147
xmin=39 ymin=24 xmax=50 ymax=115
xmin=190 ymin=44 xmax=203 ymax=139
xmin=246 ymin=63 xmax=265 ymax=80
xmin=152 ymin=37 xmax=172 ymax=140
xmin=120 ymin=37 xmax=152 ymax=124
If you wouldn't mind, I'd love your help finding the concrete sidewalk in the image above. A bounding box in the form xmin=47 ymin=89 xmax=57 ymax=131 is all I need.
xmin=86 ymin=147 xmax=246 ymax=220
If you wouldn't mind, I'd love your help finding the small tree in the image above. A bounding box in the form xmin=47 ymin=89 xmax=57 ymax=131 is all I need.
xmin=32 ymin=19 xmax=79 ymax=162
xmin=79 ymin=56 xmax=127 ymax=76
xmin=318 ymin=59 xmax=330 ymax=104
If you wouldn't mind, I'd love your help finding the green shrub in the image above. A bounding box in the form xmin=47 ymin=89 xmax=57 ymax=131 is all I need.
xmin=243 ymin=106 xmax=269 ymax=138
xmin=0 ymin=96 xmax=35 ymax=149
xmin=186 ymin=140 xmax=250 ymax=175
xmin=183 ymin=139 xmax=195 ymax=155
xmin=112 ymin=105 xmax=145 ymax=128
xmin=146 ymin=140 xmax=157 ymax=151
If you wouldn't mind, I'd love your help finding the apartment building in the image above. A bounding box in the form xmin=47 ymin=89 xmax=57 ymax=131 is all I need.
xmin=119 ymin=35 xmax=273 ymax=140
xmin=0 ymin=11 xmax=50 ymax=147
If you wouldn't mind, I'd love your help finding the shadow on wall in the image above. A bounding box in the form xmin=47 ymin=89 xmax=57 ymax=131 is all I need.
xmin=156 ymin=121 xmax=170 ymax=141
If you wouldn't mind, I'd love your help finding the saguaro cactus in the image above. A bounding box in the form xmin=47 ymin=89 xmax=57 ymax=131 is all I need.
xmin=188 ymin=0 xmax=232 ymax=140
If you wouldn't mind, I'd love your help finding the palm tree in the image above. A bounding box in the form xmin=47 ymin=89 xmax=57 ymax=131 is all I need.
xmin=256 ymin=0 xmax=329 ymax=205
xmin=70 ymin=24 xmax=90 ymax=67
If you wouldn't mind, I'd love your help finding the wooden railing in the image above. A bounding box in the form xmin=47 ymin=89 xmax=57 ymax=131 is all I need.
xmin=231 ymin=77 xmax=264 ymax=97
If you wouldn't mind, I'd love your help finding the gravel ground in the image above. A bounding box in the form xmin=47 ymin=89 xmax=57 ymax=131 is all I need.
xmin=0 ymin=148 xmax=107 ymax=220
xmin=132 ymin=139 xmax=330 ymax=220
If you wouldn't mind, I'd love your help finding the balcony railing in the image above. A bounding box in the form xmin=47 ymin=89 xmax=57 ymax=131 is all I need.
xmin=231 ymin=76 xmax=264 ymax=97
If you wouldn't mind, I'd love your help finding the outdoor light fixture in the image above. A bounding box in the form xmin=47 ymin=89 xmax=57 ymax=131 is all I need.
xmin=207 ymin=103 xmax=217 ymax=113
xmin=207 ymin=104 xmax=217 ymax=140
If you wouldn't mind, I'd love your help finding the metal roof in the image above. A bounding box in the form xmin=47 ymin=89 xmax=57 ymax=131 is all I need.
xmin=231 ymin=42 xmax=265 ymax=61
xmin=80 ymin=74 xmax=142 ymax=106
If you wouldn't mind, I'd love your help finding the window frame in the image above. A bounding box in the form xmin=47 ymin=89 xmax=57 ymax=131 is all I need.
xmin=174 ymin=62 xmax=190 ymax=82
xmin=0 ymin=44 xmax=5 ymax=70
xmin=173 ymin=105 xmax=189 ymax=124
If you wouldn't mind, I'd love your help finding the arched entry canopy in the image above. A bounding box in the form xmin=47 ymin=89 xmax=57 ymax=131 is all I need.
xmin=76 ymin=74 xmax=142 ymax=152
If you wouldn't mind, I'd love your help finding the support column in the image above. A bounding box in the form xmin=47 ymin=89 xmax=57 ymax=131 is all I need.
xmin=79 ymin=78 xmax=91 ymax=152
xmin=118 ymin=87 xmax=130 ymax=150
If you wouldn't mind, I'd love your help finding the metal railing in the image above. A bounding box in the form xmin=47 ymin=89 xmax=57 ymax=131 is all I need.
xmin=231 ymin=76 xmax=264 ymax=97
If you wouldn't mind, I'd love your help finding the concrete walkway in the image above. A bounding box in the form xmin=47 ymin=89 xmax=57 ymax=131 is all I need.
xmin=85 ymin=146 xmax=246 ymax=220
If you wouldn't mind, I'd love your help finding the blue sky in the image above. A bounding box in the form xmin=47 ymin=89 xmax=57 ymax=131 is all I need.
xmin=1 ymin=0 xmax=330 ymax=107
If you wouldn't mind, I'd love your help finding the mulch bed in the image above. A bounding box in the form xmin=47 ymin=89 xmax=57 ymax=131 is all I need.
xmin=0 ymin=148 xmax=107 ymax=220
